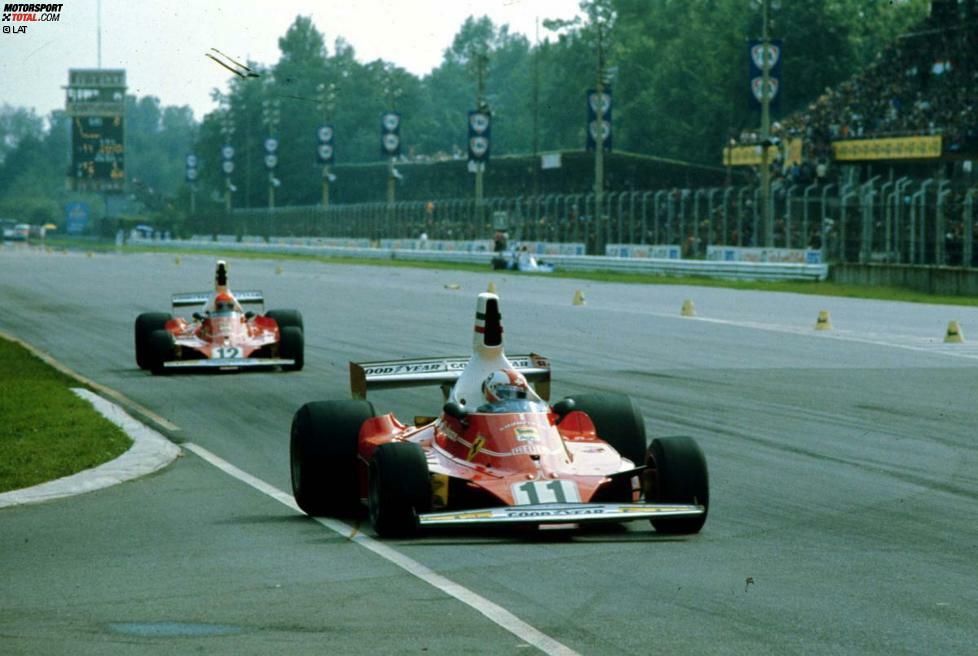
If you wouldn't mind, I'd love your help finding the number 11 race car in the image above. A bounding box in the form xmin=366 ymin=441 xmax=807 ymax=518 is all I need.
xmin=289 ymin=292 xmax=709 ymax=537
xmin=134 ymin=260 xmax=304 ymax=374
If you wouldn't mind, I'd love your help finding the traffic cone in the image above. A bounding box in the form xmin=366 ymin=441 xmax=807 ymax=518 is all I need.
xmin=944 ymin=321 xmax=964 ymax=343
xmin=573 ymin=290 xmax=586 ymax=306
xmin=814 ymin=310 xmax=832 ymax=331
xmin=487 ymin=281 xmax=497 ymax=294
xmin=681 ymin=299 xmax=696 ymax=317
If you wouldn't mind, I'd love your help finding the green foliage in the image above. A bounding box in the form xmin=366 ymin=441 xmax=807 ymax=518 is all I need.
xmin=0 ymin=3 xmax=932 ymax=219
xmin=0 ymin=337 xmax=131 ymax=493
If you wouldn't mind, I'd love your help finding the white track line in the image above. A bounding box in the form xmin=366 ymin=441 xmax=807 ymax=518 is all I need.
xmin=183 ymin=441 xmax=579 ymax=656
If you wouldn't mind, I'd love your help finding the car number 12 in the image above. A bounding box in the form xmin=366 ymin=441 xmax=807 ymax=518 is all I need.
xmin=511 ymin=480 xmax=581 ymax=505
xmin=212 ymin=346 xmax=241 ymax=359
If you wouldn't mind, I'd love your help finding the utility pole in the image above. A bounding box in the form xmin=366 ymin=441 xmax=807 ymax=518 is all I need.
xmin=220 ymin=106 xmax=235 ymax=215
xmin=760 ymin=0 xmax=773 ymax=247
xmin=317 ymin=82 xmax=336 ymax=208
xmin=474 ymin=49 xmax=488 ymax=211
xmin=532 ymin=17 xmax=540 ymax=196
xmin=594 ymin=18 xmax=606 ymax=227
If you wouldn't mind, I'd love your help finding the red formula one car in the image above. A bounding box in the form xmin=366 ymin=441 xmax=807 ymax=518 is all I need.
xmin=290 ymin=292 xmax=708 ymax=537
xmin=134 ymin=260 xmax=304 ymax=374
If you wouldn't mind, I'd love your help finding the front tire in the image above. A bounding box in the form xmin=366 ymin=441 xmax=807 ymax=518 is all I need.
xmin=279 ymin=326 xmax=304 ymax=371
xmin=645 ymin=435 xmax=709 ymax=534
xmin=147 ymin=329 xmax=175 ymax=375
xmin=368 ymin=442 xmax=431 ymax=538
xmin=135 ymin=312 xmax=171 ymax=369
xmin=564 ymin=393 xmax=647 ymax=502
xmin=290 ymin=400 xmax=376 ymax=516
xmin=267 ymin=308 xmax=304 ymax=332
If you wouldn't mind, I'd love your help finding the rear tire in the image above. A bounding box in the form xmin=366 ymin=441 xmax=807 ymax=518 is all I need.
xmin=645 ymin=435 xmax=709 ymax=534
xmin=147 ymin=329 xmax=175 ymax=375
xmin=135 ymin=312 xmax=171 ymax=369
xmin=368 ymin=442 xmax=431 ymax=538
xmin=279 ymin=326 xmax=304 ymax=371
xmin=290 ymin=400 xmax=376 ymax=516
xmin=267 ymin=309 xmax=304 ymax=332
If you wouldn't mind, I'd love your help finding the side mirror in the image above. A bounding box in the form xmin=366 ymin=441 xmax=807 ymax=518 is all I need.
xmin=192 ymin=312 xmax=204 ymax=321
xmin=443 ymin=401 xmax=469 ymax=424
xmin=552 ymin=398 xmax=575 ymax=420
xmin=245 ymin=311 xmax=255 ymax=319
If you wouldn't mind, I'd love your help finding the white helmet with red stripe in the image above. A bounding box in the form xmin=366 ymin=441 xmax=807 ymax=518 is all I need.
xmin=482 ymin=369 xmax=530 ymax=403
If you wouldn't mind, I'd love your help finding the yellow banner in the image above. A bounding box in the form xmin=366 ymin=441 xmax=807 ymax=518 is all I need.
xmin=723 ymin=144 xmax=763 ymax=166
xmin=832 ymin=135 xmax=942 ymax=161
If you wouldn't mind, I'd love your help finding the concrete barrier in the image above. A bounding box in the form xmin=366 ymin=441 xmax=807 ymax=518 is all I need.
xmin=131 ymin=238 xmax=828 ymax=282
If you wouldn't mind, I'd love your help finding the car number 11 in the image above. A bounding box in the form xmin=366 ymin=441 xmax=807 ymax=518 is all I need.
xmin=212 ymin=346 xmax=242 ymax=359
xmin=511 ymin=480 xmax=581 ymax=505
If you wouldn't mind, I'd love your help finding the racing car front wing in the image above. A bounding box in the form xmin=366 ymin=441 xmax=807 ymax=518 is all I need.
xmin=163 ymin=357 xmax=295 ymax=369
xmin=418 ymin=502 xmax=705 ymax=527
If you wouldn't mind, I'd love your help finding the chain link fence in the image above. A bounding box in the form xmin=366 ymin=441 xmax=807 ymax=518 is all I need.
xmin=186 ymin=179 xmax=978 ymax=265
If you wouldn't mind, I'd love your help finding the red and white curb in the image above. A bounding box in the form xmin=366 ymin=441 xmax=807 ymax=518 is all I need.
xmin=0 ymin=388 xmax=181 ymax=509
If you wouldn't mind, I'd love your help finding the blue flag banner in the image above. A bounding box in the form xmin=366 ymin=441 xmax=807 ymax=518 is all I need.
xmin=381 ymin=112 xmax=401 ymax=158
xmin=468 ymin=110 xmax=491 ymax=165
xmin=586 ymin=89 xmax=612 ymax=152
xmin=749 ymin=39 xmax=782 ymax=111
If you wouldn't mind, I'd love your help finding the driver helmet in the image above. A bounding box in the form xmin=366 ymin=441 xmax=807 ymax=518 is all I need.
xmin=482 ymin=369 xmax=530 ymax=404
xmin=214 ymin=293 xmax=236 ymax=314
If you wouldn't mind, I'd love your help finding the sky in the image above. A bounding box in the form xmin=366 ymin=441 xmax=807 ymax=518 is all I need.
xmin=1 ymin=0 xmax=584 ymax=121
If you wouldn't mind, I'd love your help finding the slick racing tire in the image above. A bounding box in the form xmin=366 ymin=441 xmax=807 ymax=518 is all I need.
xmin=147 ymin=329 xmax=175 ymax=376
xmin=368 ymin=442 xmax=431 ymax=538
xmin=279 ymin=326 xmax=304 ymax=371
xmin=266 ymin=309 xmax=304 ymax=332
xmin=134 ymin=312 xmax=171 ymax=369
xmin=645 ymin=435 xmax=709 ymax=535
xmin=566 ymin=393 xmax=647 ymax=468
xmin=290 ymin=400 xmax=376 ymax=516
xmin=566 ymin=394 xmax=647 ymax=503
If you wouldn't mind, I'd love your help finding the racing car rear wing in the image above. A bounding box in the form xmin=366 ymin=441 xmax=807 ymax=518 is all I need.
xmin=171 ymin=290 xmax=265 ymax=308
xmin=350 ymin=353 xmax=550 ymax=401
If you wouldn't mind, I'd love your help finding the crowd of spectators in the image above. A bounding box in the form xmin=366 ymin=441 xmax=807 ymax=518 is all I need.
xmin=735 ymin=4 xmax=978 ymax=178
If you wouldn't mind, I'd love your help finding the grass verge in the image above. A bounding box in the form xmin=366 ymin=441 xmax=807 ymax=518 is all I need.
xmin=41 ymin=236 xmax=978 ymax=308
xmin=0 ymin=336 xmax=132 ymax=494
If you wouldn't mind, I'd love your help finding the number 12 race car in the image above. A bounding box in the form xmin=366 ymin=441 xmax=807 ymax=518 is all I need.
xmin=290 ymin=292 xmax=709 ymax=537
xmin=134 ymin=260 xmax=304 ymax=374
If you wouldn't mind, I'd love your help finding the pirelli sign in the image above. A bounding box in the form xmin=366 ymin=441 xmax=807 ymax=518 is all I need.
xmin=833 ymin=135 xmax=942 ymax=161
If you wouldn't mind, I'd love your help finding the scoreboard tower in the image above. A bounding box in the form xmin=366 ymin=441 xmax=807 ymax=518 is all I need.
xmin=65 ymin=69 xmax=126 ymax=192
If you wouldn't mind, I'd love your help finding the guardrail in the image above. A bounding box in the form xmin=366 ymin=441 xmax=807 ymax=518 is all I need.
xmin=129 ymin=237 xmax=828 ymax=281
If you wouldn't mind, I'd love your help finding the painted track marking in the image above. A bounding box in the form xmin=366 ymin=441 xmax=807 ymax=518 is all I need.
xmin=183 ymin=441 xmax=580 ymax=656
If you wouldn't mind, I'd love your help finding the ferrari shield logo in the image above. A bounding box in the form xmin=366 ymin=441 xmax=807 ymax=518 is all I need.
xmin=466 ymin=435 xmax=486 ymax=461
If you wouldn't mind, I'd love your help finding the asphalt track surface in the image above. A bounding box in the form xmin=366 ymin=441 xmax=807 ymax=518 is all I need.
xmin=1 ymin=246 xmax=977 ymax=655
